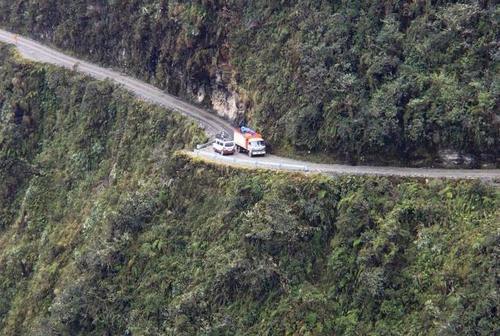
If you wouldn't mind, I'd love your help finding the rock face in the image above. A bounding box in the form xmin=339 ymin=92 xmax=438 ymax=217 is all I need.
xmin=189 ymin=84 xmax=243 ymax=122
xmin=210 ymin=88 xmax=242 ymax=121
xmin=195 ymin=86 xmax=206 ymax=104
xmin=438 ymin=150 xmax=477 ymax=168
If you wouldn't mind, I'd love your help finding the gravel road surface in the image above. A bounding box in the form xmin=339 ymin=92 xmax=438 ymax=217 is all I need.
xmin=1 ymin=29 xmax=498 ymax=182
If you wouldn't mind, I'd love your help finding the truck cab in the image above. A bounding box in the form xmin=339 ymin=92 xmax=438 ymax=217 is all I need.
xmin=234 ymin=126 xmax=266 ymax=157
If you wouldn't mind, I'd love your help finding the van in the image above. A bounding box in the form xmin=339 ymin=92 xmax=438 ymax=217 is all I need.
xmin=213 ymin=133 xmax=235 ymax=155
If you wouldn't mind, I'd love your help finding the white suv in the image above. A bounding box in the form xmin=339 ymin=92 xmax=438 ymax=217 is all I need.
xmin=213 ymin=133 xmax=235 ymax=155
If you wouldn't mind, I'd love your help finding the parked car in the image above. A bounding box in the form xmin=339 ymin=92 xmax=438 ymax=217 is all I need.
xmin=213 ymin=132 xmax=235 ymax=155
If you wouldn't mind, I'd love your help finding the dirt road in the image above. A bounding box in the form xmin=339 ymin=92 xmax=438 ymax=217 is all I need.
xmin=1 ymin=29 xmax=498 ymax=182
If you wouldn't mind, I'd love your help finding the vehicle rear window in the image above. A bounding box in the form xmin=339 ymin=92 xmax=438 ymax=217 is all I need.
xmin=225 ymin=142 xmax=234 ymax=147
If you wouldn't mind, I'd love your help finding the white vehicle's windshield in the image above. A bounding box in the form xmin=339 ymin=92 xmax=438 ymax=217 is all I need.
xmin=225 ymin=142 xmax=234 ymax=147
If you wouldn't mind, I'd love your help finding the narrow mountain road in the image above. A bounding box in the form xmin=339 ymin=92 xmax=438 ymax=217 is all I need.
xmin=1 ymin=29 xmax=499 ymax=182
xmin=0 ymin=30 xmax=232 ymax=136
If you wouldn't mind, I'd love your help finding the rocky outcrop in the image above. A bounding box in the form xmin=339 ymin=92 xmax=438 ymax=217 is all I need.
xmin=188 ymin=83 xmax=244 ymax=122
xmin=210 ymin=88 xmax=242 ymax=121
xmin=438 ymin=150 xmax=476 ymax=168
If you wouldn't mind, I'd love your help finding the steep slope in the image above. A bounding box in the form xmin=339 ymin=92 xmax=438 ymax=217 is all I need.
xmin=1 ymin=45 xmax=498 ymax=335
xmin=2 ymin=30 xmax=499 ymax=181
xmin=0 ymin=0 xmax=498 ymax=165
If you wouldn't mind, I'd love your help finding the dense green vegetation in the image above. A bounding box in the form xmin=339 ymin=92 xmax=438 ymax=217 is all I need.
xmin=0 ymin=0 xmax=498 ymax=165
xmin=1 ymin=45 xmax=499 ymax=335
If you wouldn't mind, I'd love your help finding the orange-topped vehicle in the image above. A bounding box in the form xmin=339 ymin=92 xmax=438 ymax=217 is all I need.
xmin=234 ymin=126 xmax=267 ymax=157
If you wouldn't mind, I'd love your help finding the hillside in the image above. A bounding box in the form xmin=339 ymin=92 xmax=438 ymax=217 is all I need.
xmin=0 ymin=0 xmax=498 ymax=165
xmin=1 ymin=45 xmax=498 ymax=335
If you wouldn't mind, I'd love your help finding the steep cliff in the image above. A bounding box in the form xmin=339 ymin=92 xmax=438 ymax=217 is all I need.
xmin=0 ymin=45 xmax=498 ymax=335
